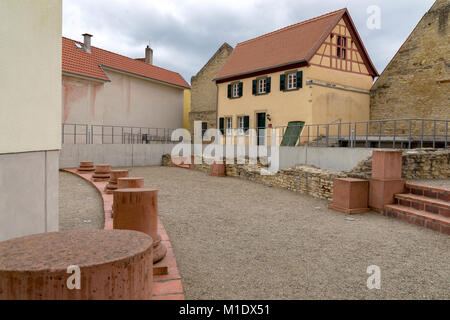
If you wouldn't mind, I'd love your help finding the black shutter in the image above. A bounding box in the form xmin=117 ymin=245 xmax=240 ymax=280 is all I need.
xmin=297 ymin=71 xmax=303 ymax=89
xmin=244 ymin=116 xmax=250 ymax=132
xmin=266 ymin=77 xmax=271 ymax=93
xmin=238 ymin=82 xmax=243 ymax=97
xmin=227 ymin=84 xmax=232 ymax=98
xmin=219 ymin=118 xmax=225 ymax=135
xmin=280 ymin=74 xmax=286 ymax=91
xmin=252 ymin=80 xmax=257 ymax=95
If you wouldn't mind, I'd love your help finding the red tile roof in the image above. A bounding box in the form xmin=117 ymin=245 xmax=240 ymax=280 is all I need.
xmin=215 ymin=8 xmax=377 ymax=81
xmin=62 ymin=37 xmax=190 ymax=89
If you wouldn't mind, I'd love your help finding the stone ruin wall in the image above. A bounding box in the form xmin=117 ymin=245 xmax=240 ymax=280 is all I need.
xmin=162 ymin=149 xmax=449 ymax=201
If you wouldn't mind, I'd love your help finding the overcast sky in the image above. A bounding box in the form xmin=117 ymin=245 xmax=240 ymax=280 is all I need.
xmin=62 ymin=0 xmax=436 ymax=83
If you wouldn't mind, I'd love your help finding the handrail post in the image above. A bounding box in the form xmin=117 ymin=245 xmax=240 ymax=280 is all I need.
xmin=102 ymin=125 xmax=104 ymax=144
xmin=421 ymin=120 xmax=424 ymax=149
xmin=378 ymin=122 xmax=382 ymax=148
xmin=408 ymin=120 xmax=412 ymax=149
xmin=393 ymin=120 xmax=396 ymax=149
xmin=326 ymin=124 xmax=329 ymax=147
xmin=433 ymin=120 xmax=436 ymax=148
xmin=354 ymin=123 xmax=357 ymax=148
xmin=445 ymin=121 xmax=448 ymax=149
xmin=74 ymin=124 xmax=77 ymax=144
xmin=86 ymin=125 xmax=88 ymax=144
xmin=366 ymin=121 xmax=369 ymax=147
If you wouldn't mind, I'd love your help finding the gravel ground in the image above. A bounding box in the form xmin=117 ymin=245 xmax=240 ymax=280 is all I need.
xmin=59 ymin=171 xmax=104 ymax=231
xmin=123 ymin=166 xmax=450 ymax=300
xmin=409 ymin=179 xmax=450 ymax=189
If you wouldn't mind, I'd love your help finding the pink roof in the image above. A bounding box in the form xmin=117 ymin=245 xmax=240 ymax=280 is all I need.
xmin=62 ymin=37 xmax=190 ymax=89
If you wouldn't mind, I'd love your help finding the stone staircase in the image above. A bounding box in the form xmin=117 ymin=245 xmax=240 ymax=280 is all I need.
xmin=384 ymin=183 xmax=450 ymax=235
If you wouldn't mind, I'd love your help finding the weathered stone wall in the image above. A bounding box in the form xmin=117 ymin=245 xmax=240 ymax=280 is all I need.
xmin=348 ymin=149 xmax=450 ymax=180
xmin=163 ymin=148 xmax=449 ymax=201
xmin=370 ymin=0 xmax=449 ymax=134
xmin=189 ymin=43 xmax=233 ymax=133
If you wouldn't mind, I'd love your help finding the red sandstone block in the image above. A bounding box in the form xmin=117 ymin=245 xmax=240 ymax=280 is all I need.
xmin=328 ymin=178 xmax=370 ymax=214
xmin=153 ymin=294 xmax=184 ymax=300
xmin=411 ymin=202 xmax=425 ymax=211
xmin=439 ymin=208 xmax=450 ymax=218
xmin=441 ymin=225 xmax=450 ymax=235
xmin=425 ymin=220 xmax=441 ymax=232
xmin=371 ymin=150 xmax=403 ymax=180
xmin=438 ymin=193 xmax=450 ymax=202
xmin=425 ymin=205 xmax=439 ymax=214
xmin=424 ymin=190 xmax=438 ymax=199
xmin=152 ymin=280 xmax=183 ymax=296
xmin=414 ymin=217 xmax=425 ymax=227
xmin=369 ymin=179 xmax=405 ymax=210
xmin=412 ymin=188 xmax=424 ymax=196
xmin=399 ymin=199 xmax=411 ymax=207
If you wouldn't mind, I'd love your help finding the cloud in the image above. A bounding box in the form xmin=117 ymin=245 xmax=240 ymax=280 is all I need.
xmin=63 ymin=0 xmax=436 ymax=83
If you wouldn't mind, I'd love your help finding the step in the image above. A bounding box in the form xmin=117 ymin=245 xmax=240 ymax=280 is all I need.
xmin=384 ymin=204 xmax=450 ymax=235
xmin=395 ymin=193 xmax=450 ymax=218
xmin=406 ymin=183 xmax=450 ymax=202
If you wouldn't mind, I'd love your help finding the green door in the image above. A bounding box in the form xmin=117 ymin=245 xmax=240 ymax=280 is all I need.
xmin=257 ymin=113 xmax=266 ymax=146
xmin=280 ymin=121 xmax=305 ymax=147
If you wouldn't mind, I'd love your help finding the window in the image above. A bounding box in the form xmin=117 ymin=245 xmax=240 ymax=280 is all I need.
xmin=252 ymin=77 xmax=271 ymax=95
xmin=258 ymin=78 xmax=267 ymax=94
xmin=226 ymin=117 xmax=233 ymax=129
xmin=232 ymin=83 xmax=239 ymax=98
xmin=336 ymin=35 xmax=347 ymax=60
xmin=287 ymin=73 xmax=297 ymax=90
xmin=201 ymin=122 xmax=207 ymax=136
xmin=237 ymin=116 xmax=250 ymax=134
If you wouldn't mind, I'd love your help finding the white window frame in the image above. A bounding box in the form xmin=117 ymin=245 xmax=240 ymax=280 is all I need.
xmin=258 ymin=78 xmax=267 ymax=94
xmin=232 ymin=83 xmax=240 ymax=98
xmin=287 ymin=73 xmax=297 ymax=90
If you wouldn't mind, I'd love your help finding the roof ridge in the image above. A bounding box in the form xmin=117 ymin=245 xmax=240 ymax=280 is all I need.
xmin=238 ymin=8 xmax=346 ymax=47
xmin=63 ymin=36 xmax=181 ymax=76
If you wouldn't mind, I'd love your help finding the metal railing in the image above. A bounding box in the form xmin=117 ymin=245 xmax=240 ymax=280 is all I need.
xmin=62 ymin=123 xmax=177 ymax=144
xmin=63 ymin=119 xmax=449 ymax=149
xmin=223 ymin=119 xmax=449 ymax=149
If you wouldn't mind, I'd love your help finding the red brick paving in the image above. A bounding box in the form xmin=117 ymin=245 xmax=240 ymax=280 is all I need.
xmin=62 ymin=168 xmax=184 ymax=300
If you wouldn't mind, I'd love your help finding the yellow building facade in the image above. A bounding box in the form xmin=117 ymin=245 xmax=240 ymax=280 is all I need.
xmin=215 ymin=9 xmax=377 ymax=145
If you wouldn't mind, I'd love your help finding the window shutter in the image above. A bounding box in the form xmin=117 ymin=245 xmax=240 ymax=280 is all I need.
xmin=266 ymin=77 xmax=271 ymax=93
xmin=219 ymin=118 xmax=225 ymax=135
xmin=244 ymin=116 xmax=250 ymax=132
xmin=238 ymin=82 xmax=243 ymax=97
xmin=280 ymin=74 xmax=286 ymax=91
xmin=227 ymin=84 xmax=232 ymax=98
xmin=296 ymin=71 xmax=303 ymax=89
xmin=252 ymin=80 xmax=257 ymax=95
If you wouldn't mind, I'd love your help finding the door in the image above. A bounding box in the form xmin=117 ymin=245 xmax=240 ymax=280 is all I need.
xmin=257 ymin=112 xmax=266 ymax=146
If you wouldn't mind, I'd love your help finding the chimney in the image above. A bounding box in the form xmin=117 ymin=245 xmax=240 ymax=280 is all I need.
xmin=82 ymin=33 xmax=93 ymax=53
xmin=145 ymin=45 xmax=153 ymax=64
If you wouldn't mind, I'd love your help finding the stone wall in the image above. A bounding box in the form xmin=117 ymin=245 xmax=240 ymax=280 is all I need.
xmin=348 ymin=149 xmax=450 ymax=180
xmin=189 ymin=43 xmax=233 ymax=133
xmin=164 ymin=148 xmax=449 ymax=201
xmin=370 ymin=0 xmax=449 ymax=134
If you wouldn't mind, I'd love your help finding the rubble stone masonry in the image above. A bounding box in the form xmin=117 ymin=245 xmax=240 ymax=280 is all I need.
xmin=370 ymin=0 xmax=449 ymax=134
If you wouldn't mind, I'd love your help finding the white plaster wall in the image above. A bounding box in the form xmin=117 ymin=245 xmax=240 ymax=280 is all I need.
xmin=0 ymin=0 xmax=62 ymax=154
xmin=62 ymin=70 xmax=184 ymax=129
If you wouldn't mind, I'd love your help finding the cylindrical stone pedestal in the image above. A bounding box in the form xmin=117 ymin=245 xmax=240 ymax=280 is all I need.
xmin=92 ymin=164 xmax=111 ymax=182
xmin=210 ymin=162 xmax=226 ymax=177
xmin=118 ymin=177 xmax=145 ymax=189
xmin=0 ymin=230 xmax=153 ymax=300
xmin=77 ymin=161 xmax=95 ymax=172
xmin=105 ymin=170 xmax=129 ymax=194
xmin=113 ymin=189 xmax=167 ymax=263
